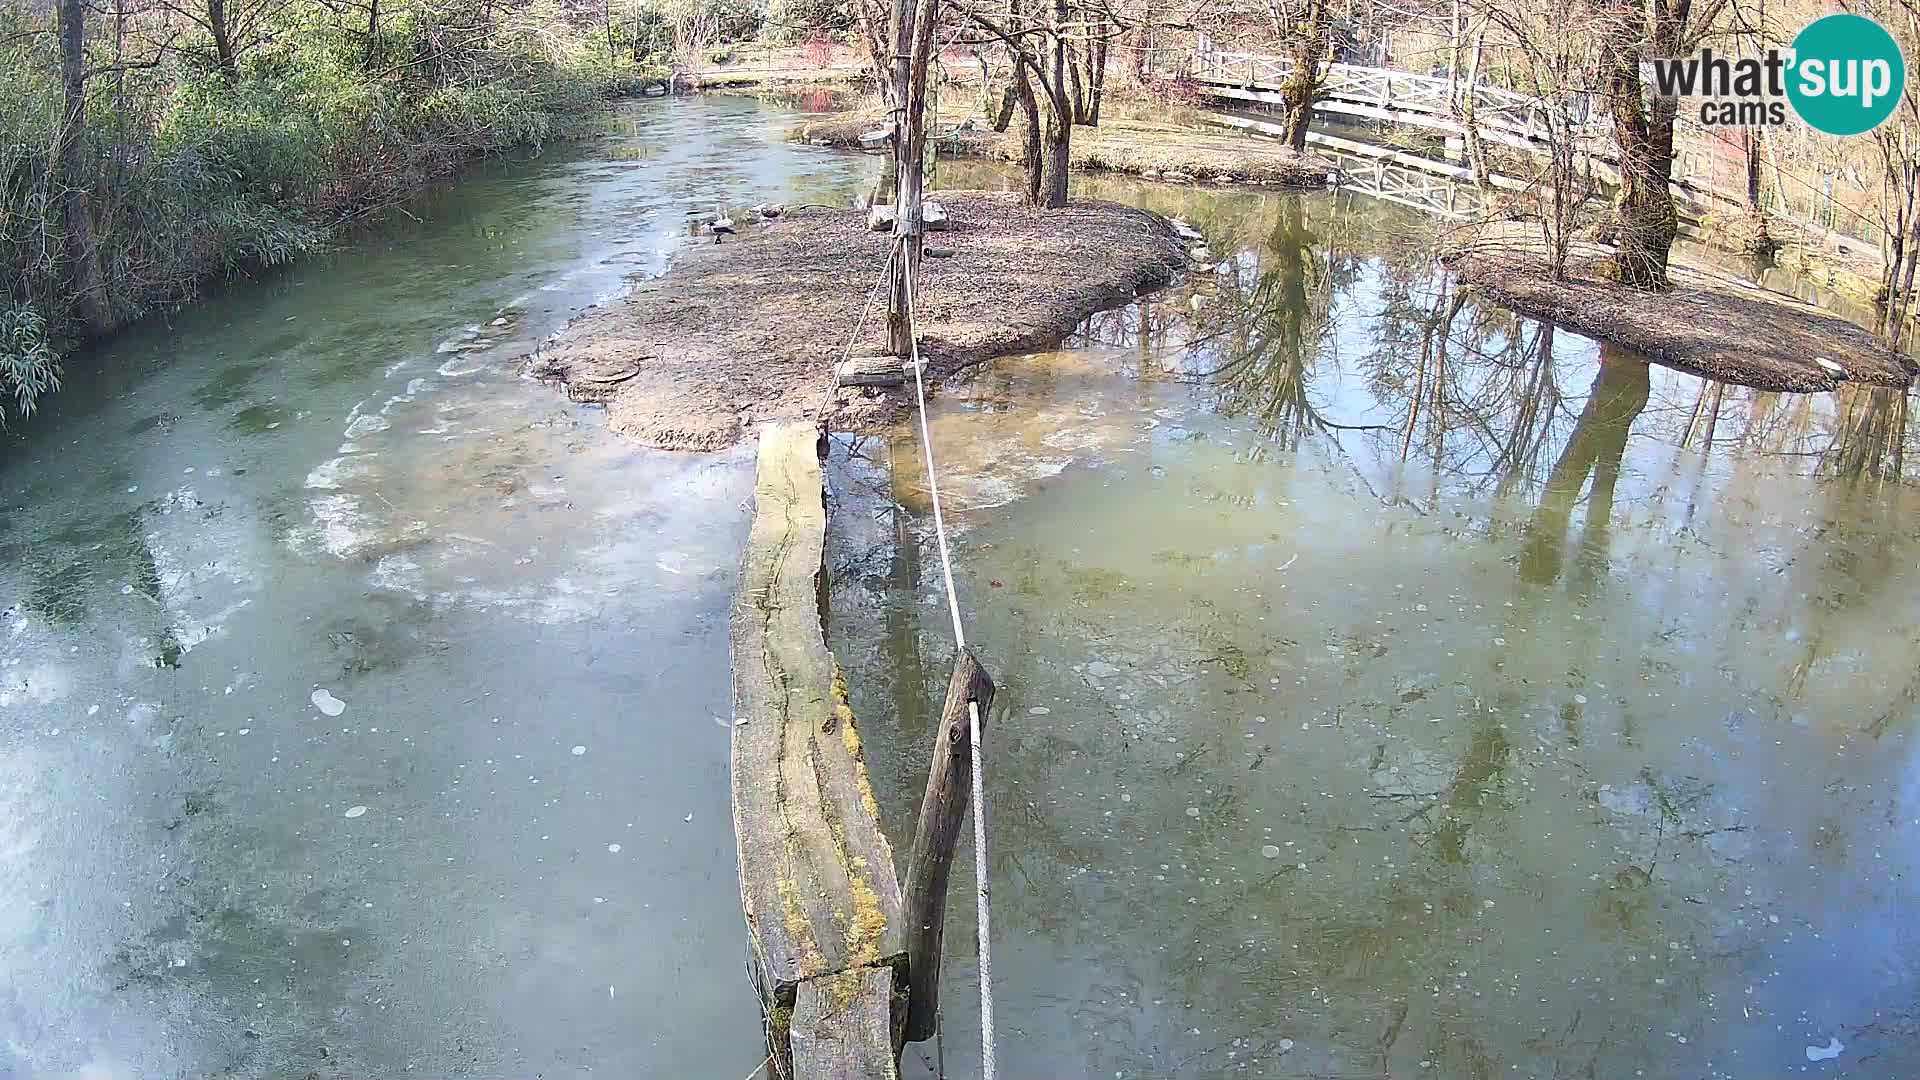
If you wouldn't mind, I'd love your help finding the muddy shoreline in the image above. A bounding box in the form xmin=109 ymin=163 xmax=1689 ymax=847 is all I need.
xmin=1447 ymin=241 xmax=1917 ymax=393
xmin=532 ymin=192 xmax=1186 ymax=450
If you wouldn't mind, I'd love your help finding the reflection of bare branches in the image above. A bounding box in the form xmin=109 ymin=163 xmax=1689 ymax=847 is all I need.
xmin=1820 ymin=387 xmax=1909 ymax=484
xmin=1357 ymin=265 xmax=1578 ymax=499
xmin=1198 ymin=199 xmax=1360 ymax=448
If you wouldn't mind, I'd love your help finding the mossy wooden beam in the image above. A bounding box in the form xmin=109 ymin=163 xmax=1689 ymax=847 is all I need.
xmin=732 ymin=422 xmax=906 ymax=1078
xmin=790 ymin=969 xmax=903 ymax=1080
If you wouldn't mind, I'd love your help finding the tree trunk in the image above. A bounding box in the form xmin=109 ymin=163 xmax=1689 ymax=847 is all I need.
xmin=1013 ymin=56 xmax=1042 ymax=204
xmin=1041 ymin=115 xmax=1069 ymax=206
xmin=1881 ymin=162 xmax=1916 ymax=319
xmin=1598 ymin=0 xmax=1678 ymax=289
xmin=1279 ymin=0 xmax=1329 ymax=152
xmin=365 ymin=0 xmax=382 ymax=69
xmin=882 ymin=0 xmax=915 ymax=114
xmin=1892 ymin=206 xmax=1920 ymax=348
xmin=1036 ymin=0 xmax=1072 ymax=206
xmin=58 ymin=0 xmax=112 ymax=337
xmin=1458 ymin=27 xmax=1491 ymax=189
xmin=208 ymin=0 xmax=238 ymax=76
xmin=1087 ymin=33 xmax=1107 ymax=125
xmin=886 ymin=0 xmax=938 ymax=356
xmin=1065 ymin=41 xmax=1088 ymax=125
xmin=992 ymin=83 xmax=1017 ymax=131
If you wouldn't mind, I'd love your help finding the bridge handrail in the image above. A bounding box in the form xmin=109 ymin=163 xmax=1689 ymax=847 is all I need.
xmin=1185 ymin=49 xmax=1585 ymax=143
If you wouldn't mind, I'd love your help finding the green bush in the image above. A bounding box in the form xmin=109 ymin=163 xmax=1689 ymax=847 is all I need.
xmin=0 ymin=303 xmax=58 ymax=423
xmin=0 ymin=0 xmax=630 ymax=408
xmin=708 ymin=0 xmax=766 ymax=42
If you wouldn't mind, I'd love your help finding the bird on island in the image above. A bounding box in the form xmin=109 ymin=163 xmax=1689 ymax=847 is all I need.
xmin=709 ymin=206 xmax=735 ymax=243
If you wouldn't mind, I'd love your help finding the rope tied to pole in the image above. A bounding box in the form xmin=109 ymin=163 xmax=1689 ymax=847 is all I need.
xmin=898 ymin=233 xmax=997 ymax=1080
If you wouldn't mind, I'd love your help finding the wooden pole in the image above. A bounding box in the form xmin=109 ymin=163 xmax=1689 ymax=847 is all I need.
xmin=887 ymin=0 xmax=940 ymax=356
xmin=900 ymin=650 xmax=995 ymax=1043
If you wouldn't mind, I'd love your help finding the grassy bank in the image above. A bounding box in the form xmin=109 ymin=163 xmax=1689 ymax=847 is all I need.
xmin=0 ymin=0 xmax=666 ymax=422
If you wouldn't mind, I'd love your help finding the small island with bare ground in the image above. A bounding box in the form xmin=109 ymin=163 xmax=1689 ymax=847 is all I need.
xmin=533 ymin=192 xmax=1188 ymax=450
xmin=1446 ymin=226 xmax=1919 ymax=393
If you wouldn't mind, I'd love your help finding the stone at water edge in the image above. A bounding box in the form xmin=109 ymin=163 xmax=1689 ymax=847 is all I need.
xmin=837 ymin=357 xmax=907 ymax=388
xmin=924 ymin=201 xmax=950 ymax=231
xmin=866 ymin=205 xmax=895 ymax=232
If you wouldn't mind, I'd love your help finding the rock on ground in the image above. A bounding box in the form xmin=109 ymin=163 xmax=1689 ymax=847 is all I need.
xmin=531 ymin=192 xmax=1186 ymax=450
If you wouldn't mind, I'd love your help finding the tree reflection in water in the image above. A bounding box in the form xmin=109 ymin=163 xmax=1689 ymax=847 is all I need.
xmin=1518 ymin=346 xmax=1652 ymax=588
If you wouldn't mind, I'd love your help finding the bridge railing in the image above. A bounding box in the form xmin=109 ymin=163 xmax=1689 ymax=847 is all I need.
xmin=1185 ymin=49 xmax=1576 ymax=145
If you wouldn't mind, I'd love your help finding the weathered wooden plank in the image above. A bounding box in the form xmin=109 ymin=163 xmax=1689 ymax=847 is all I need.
xmin=790 ymin=970 xmax=901 ymax=1080
xmin=837 ymin=356 xmax=907 ymax=387
xmin=731 ymin=421 xmax=907 ymax=1024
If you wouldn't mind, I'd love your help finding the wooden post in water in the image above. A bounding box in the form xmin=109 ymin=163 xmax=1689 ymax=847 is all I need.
xmin=900 ymin=651 xmax=996 ymax=1043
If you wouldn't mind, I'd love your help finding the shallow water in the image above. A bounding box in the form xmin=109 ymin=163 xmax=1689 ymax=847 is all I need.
xmin=8 ymin=92 xmax=1916 ymax=1080
xmin=831 ymin=183 xmax=1920 ymax=1078
xmin=0 ymin=96 xmax=877 ymax=1079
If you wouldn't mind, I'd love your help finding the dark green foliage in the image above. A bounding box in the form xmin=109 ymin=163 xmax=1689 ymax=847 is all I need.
xmin=706 ymin=0 xmax=766 ymax=41
xmin=0 ymin=0 xmax=655 ymax=421
xmin=764 ymin=0 xmax=854 ymax=43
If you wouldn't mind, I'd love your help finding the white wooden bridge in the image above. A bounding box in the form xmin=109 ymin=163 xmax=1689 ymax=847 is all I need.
xmin=1184 ymin=49 xmax=1585 ymax=154
xmin=1168 ymin=49 xmax=1746 ymax=224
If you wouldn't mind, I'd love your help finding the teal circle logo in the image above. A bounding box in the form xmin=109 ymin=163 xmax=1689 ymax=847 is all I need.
xmin=1787 ymin=14 xmax=1905 ymax=136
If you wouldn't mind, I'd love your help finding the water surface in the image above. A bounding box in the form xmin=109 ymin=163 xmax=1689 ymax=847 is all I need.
xmin=0 ymin=95 xmax=876 ymax=1080
xmin=833 ymin=180 xmax=1920 ymax=1080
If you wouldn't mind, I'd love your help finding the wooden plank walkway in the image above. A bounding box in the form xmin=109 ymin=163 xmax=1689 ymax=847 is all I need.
xmin=732 ymin=422 xmax=905 ymax=1078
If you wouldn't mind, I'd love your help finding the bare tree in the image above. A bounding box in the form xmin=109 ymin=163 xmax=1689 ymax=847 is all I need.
xmin=1591 ymin=0 xmax=1726 ymax=287
xmin=1484 ymin=0 xmax=1600 ymax=277
xmin=885 ymin=0 xmax=940 ymax=354
xmin=955 ymin=0 xmax=1108 ymax=206
xmin=1277 ymin=0 xmax=1332 ymax=150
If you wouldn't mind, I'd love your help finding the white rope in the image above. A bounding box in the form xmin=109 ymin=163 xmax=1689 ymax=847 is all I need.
xmin=814 ymin=242 xmax=902 ymax=427
xmin=899 ymin=236 xmax=996 ymax=1080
